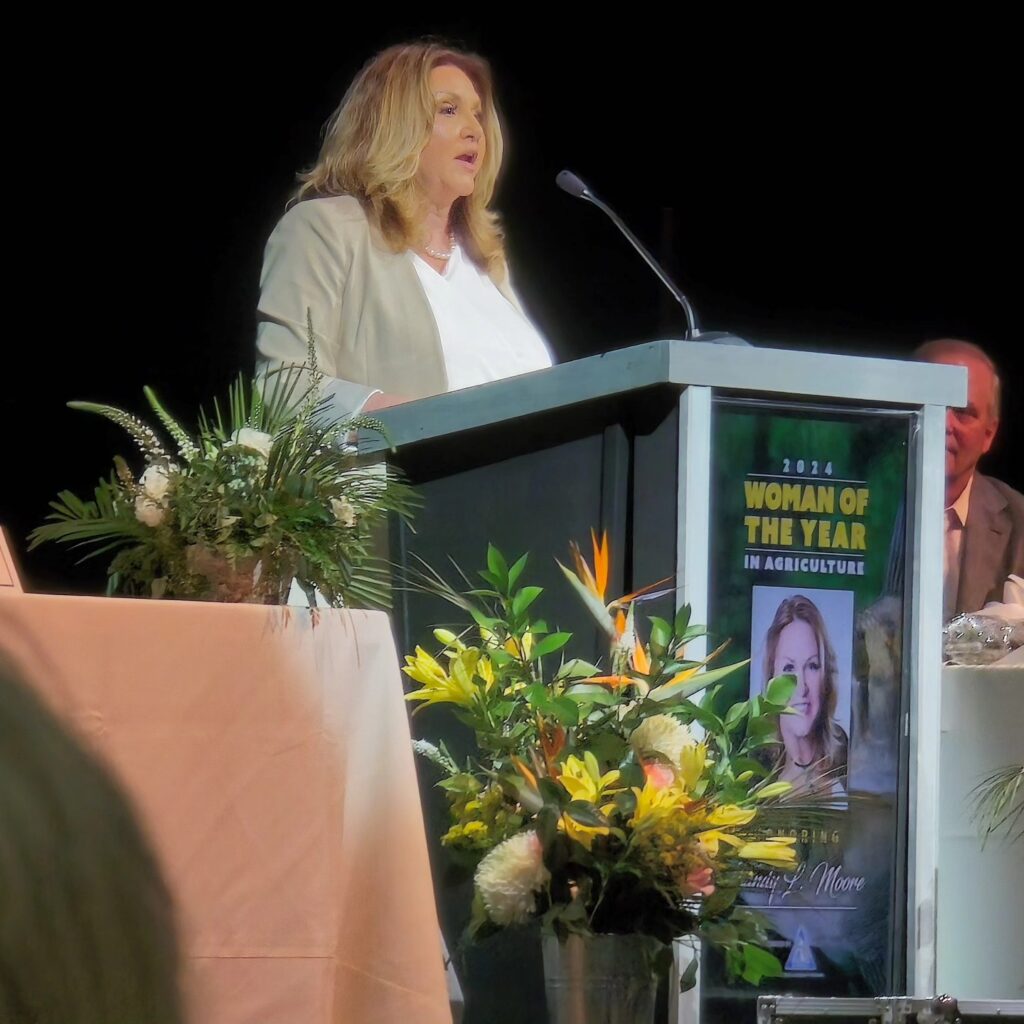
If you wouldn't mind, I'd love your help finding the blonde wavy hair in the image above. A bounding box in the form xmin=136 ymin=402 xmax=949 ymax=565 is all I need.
xmin=763 ymin=594 xmax=848 ymax=780
xmin=295 ymin=41 xmax=506 ymax=277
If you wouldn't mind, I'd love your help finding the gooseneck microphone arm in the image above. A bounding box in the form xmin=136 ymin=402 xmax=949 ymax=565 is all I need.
xmin=555 ymin=169 xmax=699 ymax=338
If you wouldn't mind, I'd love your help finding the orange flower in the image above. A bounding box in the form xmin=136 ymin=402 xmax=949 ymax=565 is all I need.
xmin=684 ymin=866 xmax=715 ymax=897
xmin=585 ymin=673 xmax=639 ymax=689
xmin=643 ymin=761 xmax=676 ymax=790
xmin=538 ymin=716 xmax=566 ymax=773
xmin=569 ymin=529 xmax=610 ymax=602
xmin=632 ymin=637 xmax=651 ymax=675
xmin=512 ymin=756 xmax=539 ymax=792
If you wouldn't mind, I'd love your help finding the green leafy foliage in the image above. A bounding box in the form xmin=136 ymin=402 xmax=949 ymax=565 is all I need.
xmin=29 ymin=321 xmax=414 ymax=608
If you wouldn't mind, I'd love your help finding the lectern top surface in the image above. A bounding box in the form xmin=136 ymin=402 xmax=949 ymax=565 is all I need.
xmin=373 ymin=339 xmax=965 ymax=450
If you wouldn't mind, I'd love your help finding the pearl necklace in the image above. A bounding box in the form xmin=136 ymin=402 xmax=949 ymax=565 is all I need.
xmin=422 ymin=233 xmax=456 ymax=260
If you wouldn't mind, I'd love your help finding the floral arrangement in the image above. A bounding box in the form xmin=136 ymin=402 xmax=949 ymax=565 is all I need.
xmin=405 ymin=533 xmax=801 ymax=986
xmin=29 ymin=323 xmax=412 ymax=608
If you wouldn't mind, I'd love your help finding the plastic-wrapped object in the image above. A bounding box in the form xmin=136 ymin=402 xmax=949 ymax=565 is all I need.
xmin=943 ymin=613 xmax=1024 ymax=666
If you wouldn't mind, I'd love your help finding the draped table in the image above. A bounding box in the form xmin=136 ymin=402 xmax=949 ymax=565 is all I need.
xmin=937 ymin=662 xmax=1024 ymax=999
xmin=0 ymin=593 xmax=451 ymax=1024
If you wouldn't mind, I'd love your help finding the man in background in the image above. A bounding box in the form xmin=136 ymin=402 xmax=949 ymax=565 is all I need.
xmin=916 ymin=338 xmax=1024 ymax=618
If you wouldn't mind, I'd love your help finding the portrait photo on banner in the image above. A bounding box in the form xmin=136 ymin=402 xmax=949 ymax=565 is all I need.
xmin=749 ymin=585 xmax=854 ymax=799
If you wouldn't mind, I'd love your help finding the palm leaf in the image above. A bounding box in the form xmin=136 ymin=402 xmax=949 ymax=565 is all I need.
xmin=970 ymin=764 xmax=1024 ymax=846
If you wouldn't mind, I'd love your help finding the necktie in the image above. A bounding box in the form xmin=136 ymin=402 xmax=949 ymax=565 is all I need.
xmin=943 ymin=507 xmax=960 ymax=621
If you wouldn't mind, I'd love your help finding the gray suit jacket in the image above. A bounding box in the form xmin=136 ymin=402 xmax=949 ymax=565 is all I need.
xmin=956 ymin=472 xmax=1024 ymax=614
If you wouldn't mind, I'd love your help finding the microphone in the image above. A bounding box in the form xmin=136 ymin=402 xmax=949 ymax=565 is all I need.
xmin=556 ymin=170 xmax=750 ymax=345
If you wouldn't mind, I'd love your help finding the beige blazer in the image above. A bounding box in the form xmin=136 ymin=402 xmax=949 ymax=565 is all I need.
xmin=256 ymin=195 xmax=521 ymax=412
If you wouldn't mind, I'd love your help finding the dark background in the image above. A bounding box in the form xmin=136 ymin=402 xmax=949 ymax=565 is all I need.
xmin=5 ymin=20 xmax=1018 ymax=592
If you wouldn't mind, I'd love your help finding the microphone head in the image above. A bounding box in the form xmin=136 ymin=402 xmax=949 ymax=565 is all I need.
xmin=555 ymin=169 xmax=590 ymax=199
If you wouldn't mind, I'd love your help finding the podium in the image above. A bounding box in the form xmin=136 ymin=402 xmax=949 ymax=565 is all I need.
xmin=376 ymin=339 xmax=965 ymax=1024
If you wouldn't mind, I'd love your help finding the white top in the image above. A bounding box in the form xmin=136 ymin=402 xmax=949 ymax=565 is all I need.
xmin=410 ymin=246 xmax=552 ymax=391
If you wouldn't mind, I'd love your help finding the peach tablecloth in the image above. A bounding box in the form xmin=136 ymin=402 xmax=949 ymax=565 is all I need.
xmin=0 ymin=593 xmax=450 ymax=1024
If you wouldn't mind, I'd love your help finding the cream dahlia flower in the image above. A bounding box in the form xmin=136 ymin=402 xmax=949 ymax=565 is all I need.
xmin=474 ymin=831 xmax=550 ymax=925
xmin=630 ymin=714 xmax=693 ymax=766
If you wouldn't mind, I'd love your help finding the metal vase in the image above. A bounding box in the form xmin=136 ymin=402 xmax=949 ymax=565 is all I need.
xmin=542 ymin=934 xmax=657 ymax=1024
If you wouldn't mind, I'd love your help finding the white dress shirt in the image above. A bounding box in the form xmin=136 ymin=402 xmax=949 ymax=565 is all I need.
xmin=410 ymin=246 xmax=552 ymax=390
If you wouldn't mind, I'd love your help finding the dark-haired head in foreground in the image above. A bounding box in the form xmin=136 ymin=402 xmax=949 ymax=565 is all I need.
xmin=0 ymin=656 xmax=183 ymax=1024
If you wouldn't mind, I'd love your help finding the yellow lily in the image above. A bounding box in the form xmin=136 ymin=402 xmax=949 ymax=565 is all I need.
xmin=678 ymin=741 xmax=709 ymax=791
xmin=753 ymin=781 xmax=792 ymax=801
xmin=433 ymin=628 xmax=465 ymax=652
xmin=705 ymin=804 xmax=756 ymax=827
xmin=557 ymin=752 xmax=623 ymax=805
xmin=560 ymin=811 xmax=614 ymax=851
xmin=629 ymin=777 xmax=685 ymax=830
xmin=737 ymin=837 xmax=799 ymax=867
xmin=403 ymin=647 xmax=490 ymax=709
xmin=476 ymin=656 xmax=496 ymax=691
xmin=555 ymin=752 xmax=622 ymax=852
xmin=696 ymin=828 xmax=745 ymax=857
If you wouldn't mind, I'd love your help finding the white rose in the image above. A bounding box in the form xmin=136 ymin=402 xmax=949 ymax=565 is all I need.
xmin=140 ymin=464 xmax=174 ymax=503
xmin=135 ymin=495 xmax=167 ymax=527
xmin=330 ymin=496 xmax=357 ymax=527
xmin=228 ymin=428 xmax=274 ymax=459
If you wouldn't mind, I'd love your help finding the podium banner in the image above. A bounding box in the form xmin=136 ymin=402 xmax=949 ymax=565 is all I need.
xmin=703 ymin=397 xmax=913 ymax=1021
